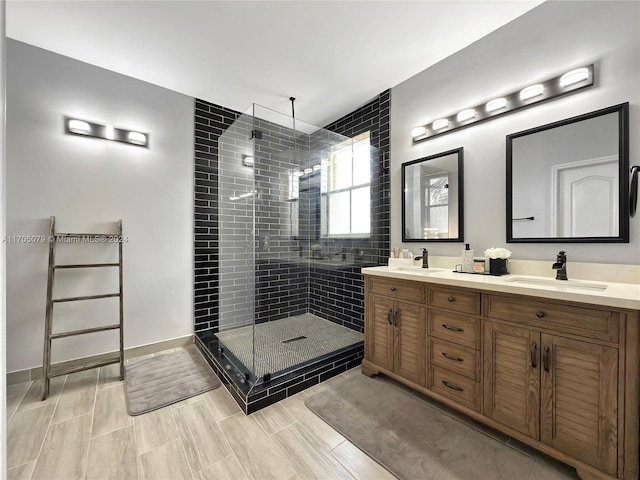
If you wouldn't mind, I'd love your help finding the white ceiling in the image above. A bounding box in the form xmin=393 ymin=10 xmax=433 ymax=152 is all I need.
xmin=6 ymin=0 xmax=543 ymax=127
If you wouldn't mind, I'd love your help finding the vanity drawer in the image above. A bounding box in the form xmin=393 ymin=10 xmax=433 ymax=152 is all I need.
xmin=428 ymin=365 xmax=480 ymax=412
xmin=429 ymin=286 xmax=481 ymax=315
xmin=429 ymin=310 xmax=479 ymax=349
xmin=429 ymin=338 xmax=479 ymax=380
xmin=368 ymin=277 xmax=426 ymax=303
xmin=485 ymin=295 xmax=619 ymax=343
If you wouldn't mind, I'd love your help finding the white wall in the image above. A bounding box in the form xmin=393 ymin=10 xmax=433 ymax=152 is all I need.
xmin=6 ymin=40 xmax=194 ymax=372
xmin=1 ymin=0 xmax=8 ymax=473
xmin=391 ymin=1 xmax=640 ymax=264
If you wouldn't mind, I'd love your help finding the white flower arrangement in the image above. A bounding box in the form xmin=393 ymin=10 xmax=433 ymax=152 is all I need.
xmin=483 ymin=247 xmax=512 ymax=260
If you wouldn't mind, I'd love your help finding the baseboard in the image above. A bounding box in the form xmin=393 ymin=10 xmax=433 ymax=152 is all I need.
xmin=6 ymin=334 xmax=194 ymax=386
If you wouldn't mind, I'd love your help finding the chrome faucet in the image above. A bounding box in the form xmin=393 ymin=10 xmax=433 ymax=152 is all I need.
xmin=552 ymin=250 xmax=568 ymax=280
xmin=421 ymin=248 xmax=429 ymax=269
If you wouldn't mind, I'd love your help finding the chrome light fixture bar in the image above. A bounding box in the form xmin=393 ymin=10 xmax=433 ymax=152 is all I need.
xmin=65 ymin=117 xmax=149 ymax=148
xmin=411 ymin=64 xmax=594 ymax=143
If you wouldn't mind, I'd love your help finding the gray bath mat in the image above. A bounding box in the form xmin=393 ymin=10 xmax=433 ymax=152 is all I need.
xmin=304 ymin=374 xmax=578 ymax=480
xmin=124 ymin=345 xmax=221 ymax=415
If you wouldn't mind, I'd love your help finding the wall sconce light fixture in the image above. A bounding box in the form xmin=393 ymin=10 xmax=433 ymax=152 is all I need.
xmin=242 ymin=155 xmax=255 ymax=167
xmin=411 ymin=64 xmax=594 ymax=143
xmin=65 ymin=117 xmax=149 ymax=148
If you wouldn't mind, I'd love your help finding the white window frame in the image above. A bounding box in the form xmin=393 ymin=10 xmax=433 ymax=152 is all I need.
xmin=323 ymin=132 xmax=371 ymax=239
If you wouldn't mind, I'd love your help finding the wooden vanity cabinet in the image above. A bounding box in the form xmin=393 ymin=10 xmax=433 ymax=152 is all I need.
xmin=362 ymin=274 xmax=640 ymax=480
xmin=484 ymin=321 xmax=618 ymax=475
xmin=365 ymin=278 xmax=426 ymax=386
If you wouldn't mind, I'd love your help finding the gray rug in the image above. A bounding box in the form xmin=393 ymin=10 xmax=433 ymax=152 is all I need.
xmin=304 ymin=373 xmax=578 ymax=480
xmin=124 ymin=345 xmax=221 ymax=415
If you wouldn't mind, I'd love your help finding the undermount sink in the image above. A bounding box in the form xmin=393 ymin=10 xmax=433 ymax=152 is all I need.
xmin=393 ymin=267 xmax=445 ymax=275
xmin=506 ymin=276 xmax=608 ymax=292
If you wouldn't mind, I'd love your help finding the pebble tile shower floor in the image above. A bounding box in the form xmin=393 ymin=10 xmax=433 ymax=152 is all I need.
xmin=215 ymin=313 xmax=364 ymax=379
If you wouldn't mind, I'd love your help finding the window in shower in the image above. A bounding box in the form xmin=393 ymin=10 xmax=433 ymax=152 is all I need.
xmin=322 ymin=131 xmax=371 ymax=238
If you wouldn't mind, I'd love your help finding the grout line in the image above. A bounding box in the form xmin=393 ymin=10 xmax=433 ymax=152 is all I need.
xmin=177 ymin=437 xmax=197 ymax=480
xmin=79 ymin=368 xmax=100 ymax=478
xmin=30 ymin=374 xmax=67 ymax=473
xmin=130 ymin=407 xmax=141 ymax=480
xmin=7 ymin=380 xmax=33 ymax=424
xmin=134 ymin=406 xmax=182 ymax=456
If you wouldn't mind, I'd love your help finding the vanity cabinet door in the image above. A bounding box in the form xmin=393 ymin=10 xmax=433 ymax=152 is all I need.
xmin=394 ymin=302 xmax=426 ymax=386
xmin=366 ymin=295 xmax=394 ymax=372
xmin=540 ymin=334 xmax=618 ymax=476
xmin=484 ymin=321 xmax=540 ymax=439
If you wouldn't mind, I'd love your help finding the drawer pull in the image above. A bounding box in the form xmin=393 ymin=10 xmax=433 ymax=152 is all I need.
xmin=535 ymin=311 xmax=545 ymax=318
xmin=530 ymin=342 xmax=538 ymax=368
xmin=387 ymin=308 xmax=393 ymax=325
xmin=442 ymin=352 xmax=464 ymax=362
xmin=442 ymin=380 xmax=464 ymax=392
xmin=447 ymin=297 xmax=455 ymax=302
xmin=390 ymin=287 xmax=396 ymax=292
xmin=442 ymin=324 xmax=464 ymax=332
xmin=393 ymin=309 xmax=399 ymax=327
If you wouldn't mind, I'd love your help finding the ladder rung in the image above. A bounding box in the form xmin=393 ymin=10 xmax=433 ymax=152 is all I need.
xmin=50 ymin=324 xmax=120 ymax=339
xmin=48 ymin=352 xmax=121 ymax=378
xmin=54 ymin=263 xmax=120 ymax=269
xmin=52 ymin=293 xmax=120 ymax=303
xmin=54 ymin=232 xmax=115 ymax=238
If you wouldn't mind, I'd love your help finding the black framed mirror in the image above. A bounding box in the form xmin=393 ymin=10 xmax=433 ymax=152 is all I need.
xmin=402 ymin=147 xmax=464 ymax=242
xmin=507 ymin=103 xmax=629 ymax=243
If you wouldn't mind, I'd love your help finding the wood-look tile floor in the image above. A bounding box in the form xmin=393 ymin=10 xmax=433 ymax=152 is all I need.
xmin=6 ymin=348 xmax=578 ymax=480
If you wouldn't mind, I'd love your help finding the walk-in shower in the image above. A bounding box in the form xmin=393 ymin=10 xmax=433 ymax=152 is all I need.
xmin=203 ymin=103 xmax=377 ymax=389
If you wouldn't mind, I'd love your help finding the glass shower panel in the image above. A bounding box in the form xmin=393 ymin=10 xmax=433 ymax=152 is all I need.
xmin=217 ymin=103 xmax=376 ymax=386
xmin=251 ymin=104 xmax=312 ymax=383
xmin=217 ymin=105 xmax=257 ymax=379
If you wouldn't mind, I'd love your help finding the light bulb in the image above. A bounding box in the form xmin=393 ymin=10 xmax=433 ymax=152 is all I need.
xmin=456 ymin=109 xmax=476 ymax=122
xmin=68 ymin=119 xmax=91 ymax=134
xmin=560 ymin=67 xmax=590 ymax=87
xmin=520 ymin=84 xmax=544 ymax=101
xmin=432 ymin=119 xmax=449 ymax=130
xmin=486 ymin=98 xmax=507 ymax=112
xmin=128 ymin=131 xmax=147 ymax=145
xmin=411 ymin=126 xmax=427 ymax=138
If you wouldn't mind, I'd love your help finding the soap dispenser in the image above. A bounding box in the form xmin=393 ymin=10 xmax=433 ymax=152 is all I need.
xmin=461 ymin=243 xmax=474 ymax=273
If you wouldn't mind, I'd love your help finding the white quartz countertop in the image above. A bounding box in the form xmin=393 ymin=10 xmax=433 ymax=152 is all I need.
xmin=362 ymin=266 xmax=640 ymax=310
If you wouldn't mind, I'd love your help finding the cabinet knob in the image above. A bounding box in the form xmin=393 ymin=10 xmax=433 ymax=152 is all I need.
xmin=448 ymin=297 xmax=455 ymax=302
xmin=390 ymin=287 xmax=396 ymax=292
xmin=536 ymin=311 xmax=545 ymax=318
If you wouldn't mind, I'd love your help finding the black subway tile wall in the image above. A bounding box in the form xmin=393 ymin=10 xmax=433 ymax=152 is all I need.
xmin=194 ymin=100 xmax=240 ymax=333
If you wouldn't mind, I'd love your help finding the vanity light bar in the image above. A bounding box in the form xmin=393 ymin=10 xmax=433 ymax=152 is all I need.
xmin=411 ymin=64 xmax=594 ymax=143
xmin=65 ymin=117 xmax=149 ymax=148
